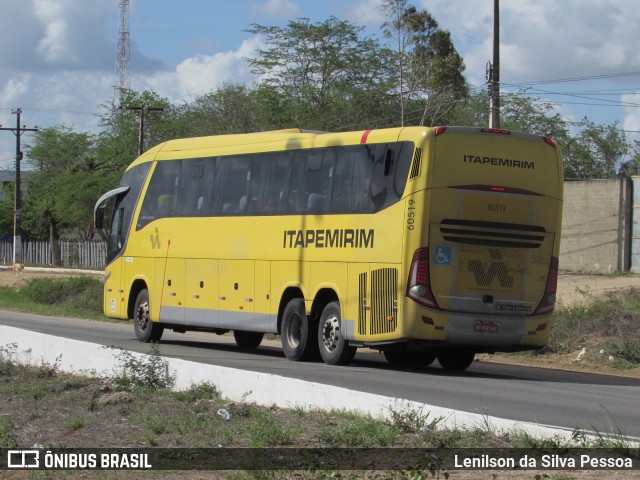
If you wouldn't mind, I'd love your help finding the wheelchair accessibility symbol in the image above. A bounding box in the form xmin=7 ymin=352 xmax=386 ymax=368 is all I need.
xmin=434 ymin=246 xmax=452 ymax=266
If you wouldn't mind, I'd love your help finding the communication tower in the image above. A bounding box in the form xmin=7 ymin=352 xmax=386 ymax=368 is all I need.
xmin=114 ymin=0 xmax=130 ymax=107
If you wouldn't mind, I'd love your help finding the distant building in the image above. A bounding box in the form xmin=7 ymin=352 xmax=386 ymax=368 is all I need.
xmin=0 ymin=169 xmax=33 ymax=201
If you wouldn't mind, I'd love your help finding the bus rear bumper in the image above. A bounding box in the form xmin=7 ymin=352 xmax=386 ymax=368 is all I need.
xmin=443 ymin=311 xmax=552 ymax=348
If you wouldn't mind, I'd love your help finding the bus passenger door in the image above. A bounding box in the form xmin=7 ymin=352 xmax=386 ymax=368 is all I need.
xmin=160 ymin=257 xmax=185 ymax=324
xmin=104 ymin=257 xmax=126 ymax=319
xmin=185 ymin=259 xmax=219 ymax=325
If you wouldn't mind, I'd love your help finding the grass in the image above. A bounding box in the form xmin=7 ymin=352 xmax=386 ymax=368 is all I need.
xmin=0 ymin=348 xmax=636 ymax=479
xmin=541 ymin=287 xmax=640 ymax=367
xmin=0 ymin=274 xmax=108 ymax=321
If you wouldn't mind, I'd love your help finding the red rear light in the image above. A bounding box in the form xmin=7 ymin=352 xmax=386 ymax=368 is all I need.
xmin=406 ymin=248 xmax=439 ymax=309
xmin=543 ymin=136 xmax=556 ymax=148
xmin=435 ymin=126 xmax=447 ymax=136
xmin=481 ymin=128 xmax=511 ymax=135
xmin=534 ymin=256 xmax=558 ymax=315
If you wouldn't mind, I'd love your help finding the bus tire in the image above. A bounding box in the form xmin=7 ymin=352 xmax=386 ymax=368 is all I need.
xmin=233 ymin=330 xmax=264 ymax=349
xmin=318 ymin=301 xmax=356 ymax=365
xmin=133 ymin=289 xmax=164 ymax=343
xmin=437 ymin=352 xmax=475 ymax=371
xmin=281 ymin=298 xmax=318 ymax=361
xmin=383 ymin=350 xmax=436 ymax=366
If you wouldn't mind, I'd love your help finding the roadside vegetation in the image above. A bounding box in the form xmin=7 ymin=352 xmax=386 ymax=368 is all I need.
xmin=0 ymin=275 xmax=106 ymax=321
xmin=0 ymin=343 xmax=636 ymax=480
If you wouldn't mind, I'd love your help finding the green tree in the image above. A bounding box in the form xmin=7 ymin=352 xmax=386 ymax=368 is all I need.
xmin=0 ymin=183 xmax=14 ymax=240
xmin=22 ymin=126 xmax=99 ymax=264
xmin=382 ymin=0 xmax=468 ymax=126
xmin=178 ymin=84 xmax=261 ymax=136
xmin=247 ymin=17 xmax=396 ymax=131
xmin=563 ymin=119 xmax=630 ymax=179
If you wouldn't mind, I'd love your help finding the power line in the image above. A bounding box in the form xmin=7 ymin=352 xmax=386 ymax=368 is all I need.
xmin=505 ymin=70 xmax=640 ymax=87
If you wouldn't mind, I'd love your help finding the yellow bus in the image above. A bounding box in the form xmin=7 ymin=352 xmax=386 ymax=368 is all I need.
xmin=94 ymin=126 xmax=563 ymax=370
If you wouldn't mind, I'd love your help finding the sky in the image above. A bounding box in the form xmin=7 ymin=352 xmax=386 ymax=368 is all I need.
xmin=1 ymin=0 xmax=640 ymax=171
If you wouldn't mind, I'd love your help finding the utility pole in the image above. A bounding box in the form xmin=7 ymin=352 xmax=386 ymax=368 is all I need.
xmin=0 ymin=108 xmax=38 ymax=267
xmin=124 ymin=106 xmax=164 ymax=155
xmin=488 ymin=0 xmax=500 ymax=128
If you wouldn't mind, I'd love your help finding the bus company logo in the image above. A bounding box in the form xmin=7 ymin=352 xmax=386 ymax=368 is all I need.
xmin=150 ymin=227 xmax=161 ymax=249
xmin=468 ymin=249 xmax=514 ymax=288
xmin=7 ymin=450 xmax=40 ymax=468
xmin=463 ymin=154 xmax=534 ymax=170
xmin=283 ymin=229 xmax=374 ymax=249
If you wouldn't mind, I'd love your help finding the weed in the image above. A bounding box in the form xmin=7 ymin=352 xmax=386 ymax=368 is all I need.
xmin=245 ymin=410 xmax=299 ymax=447
xmin=66 ymin=418 xmax=86 ymax=430
xmin=106 ymin=345 xmax=175 ymax=391
xmin=607 ymin=338 xmax=640 ymax=364
xmin=0 ymin=415 xmax=17 ymax=448
xmin=0 ymin=342 xmax=18 ymax=364
xmin=145 ymin=415 xmax=169 ymax=435
xmin=388 ymin=401 xmax=444 ymax=434
xmin=317 ymin=411 xmax=399 ymax=447
xmin=174 ymin=381 xmax=220 ymax=402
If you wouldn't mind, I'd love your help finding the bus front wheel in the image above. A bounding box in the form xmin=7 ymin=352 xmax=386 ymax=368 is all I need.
xmin=318 ymin=302 xmax=356 ymax=365
xmin=234 ymin=330 xmax=264 ymax=349
xmin=133 ymin=289 xmax=164 ymax=343
xmin=437 ymin=352 xmax=475 ymax=371
xmin=281 ymin=298 xmax=318 ymax=361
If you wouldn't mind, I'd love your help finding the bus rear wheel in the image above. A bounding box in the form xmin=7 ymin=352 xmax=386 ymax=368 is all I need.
xmin=318 ymin=302 xmax=356 ymax=365
xmin=383 ymin=350 xmax=436 ymax=366
xmin=133 ymin=289 xmax=164 ymax=343
xmin=233 ymin=330 xmax=264 ymax=349
xmin=437 ymin=352 xmax=475 ymax=371
xmin=281 ymin=298 xmax=318 ymax=361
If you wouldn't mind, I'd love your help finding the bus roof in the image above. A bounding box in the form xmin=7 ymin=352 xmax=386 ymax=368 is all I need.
xmin=126 ymin=126 xmax=557 ymax=170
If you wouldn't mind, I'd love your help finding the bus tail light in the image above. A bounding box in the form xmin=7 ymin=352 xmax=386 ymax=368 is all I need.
xmin=534 ymin=256 xmax=558 ymax=315
xmin=407 ymin=248 xmax=439 ymax=309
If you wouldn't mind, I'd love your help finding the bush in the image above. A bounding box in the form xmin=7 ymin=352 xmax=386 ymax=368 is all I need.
xmin=22 ymin=276 xmax=103 ymax=311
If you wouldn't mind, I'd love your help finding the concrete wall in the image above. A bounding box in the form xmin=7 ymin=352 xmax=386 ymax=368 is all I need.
xmin=560 ymin=178 xmax=631 ymax=273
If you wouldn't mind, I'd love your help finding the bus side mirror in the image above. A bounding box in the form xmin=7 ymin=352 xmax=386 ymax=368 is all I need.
xmin=94 ymin=207 xmax=104 ymax=230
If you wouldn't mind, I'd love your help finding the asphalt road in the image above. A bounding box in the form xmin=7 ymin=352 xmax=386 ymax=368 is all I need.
xmin=1 ymin=310 xmax=639 ymax=439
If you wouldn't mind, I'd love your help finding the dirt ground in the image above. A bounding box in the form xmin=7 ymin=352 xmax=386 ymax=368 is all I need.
xmin=1 ymin=267 xmax=639 ymax=379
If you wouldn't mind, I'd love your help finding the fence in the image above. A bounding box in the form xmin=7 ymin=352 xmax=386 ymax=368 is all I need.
xmin=0 ymin=240 xmax=106 ymax=269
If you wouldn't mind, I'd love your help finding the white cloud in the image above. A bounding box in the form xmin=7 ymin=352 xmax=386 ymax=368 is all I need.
xmin=139 ymin=37 xmax=261 ymax=103
xmin=419 ymin=0 xmax=640 ymax=87
xmin=622 ymin=93 xmax=640 ymax=140
xmin=249 ymin=0 xmax=301 ymax=18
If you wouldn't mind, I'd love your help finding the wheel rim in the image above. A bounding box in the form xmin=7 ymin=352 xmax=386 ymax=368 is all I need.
xmin=285 ymin=313 xmax=302 ymax=348
xmin=135 ymin=300 xmax=150 ymax=331
xmin=322 ymin=314 xmax=340 ymax=352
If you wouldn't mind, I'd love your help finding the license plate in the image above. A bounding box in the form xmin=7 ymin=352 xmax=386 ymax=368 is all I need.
xmin=474 ymin=320 xmax=501 ymax=333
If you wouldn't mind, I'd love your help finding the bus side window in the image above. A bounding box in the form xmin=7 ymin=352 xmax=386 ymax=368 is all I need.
xmin=176 ymin=158 xmax=206 ymax=216
xmin=371 ymin=149 xmax=388 ymax=210
xmin=216 ymin=157 xmax=251 ymax=215
xmin=301 ymin=151 xmax=334 ymax=214
xmin=330 ymin=148 xmax=373 ymax=213
xmin=137 ymin=160 xmax=181 ymax=228
xmin=249 ymin=154 xmax=290 ymax=214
